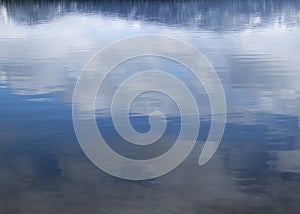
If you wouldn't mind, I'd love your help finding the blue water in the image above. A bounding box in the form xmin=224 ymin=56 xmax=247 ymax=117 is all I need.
xmin=1 ymin=0 xmax=300 ymax=213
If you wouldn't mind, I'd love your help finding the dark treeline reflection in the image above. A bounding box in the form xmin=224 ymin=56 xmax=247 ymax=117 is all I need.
xmin=1 ymin=0 xmax=300 ymax=30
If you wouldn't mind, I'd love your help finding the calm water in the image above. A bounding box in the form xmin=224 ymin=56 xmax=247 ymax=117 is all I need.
xmin=1 ymin=0 xmax=300 ymax=213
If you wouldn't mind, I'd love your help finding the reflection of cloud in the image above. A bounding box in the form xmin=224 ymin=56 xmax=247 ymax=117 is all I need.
xmin=0 ymin=14 xmax=187 ymax=97
xmin=0 ymin=131 xmax=248 ymax=213
xmin=0 ymin=4 xmax=8 ymax=24
xmin=0 ymin=68 xmax=7 ymax=88
xmin=210 ymin=26 xmax=300 ymax=123
xmin=72 ymin=56 xmax=210 ymax=117
xmin=0 ymin=2 xmax=300 ymax=122
xmin=271 ymin=150 xmax=300 ymax=173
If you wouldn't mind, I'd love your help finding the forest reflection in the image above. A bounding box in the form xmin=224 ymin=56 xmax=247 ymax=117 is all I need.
xmin=1 ymin=0 xmax=300 ymax=30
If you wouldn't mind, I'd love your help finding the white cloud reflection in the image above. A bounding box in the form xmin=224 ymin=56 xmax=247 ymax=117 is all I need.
xmin=0 ymin=8 xmax=299 ymax=122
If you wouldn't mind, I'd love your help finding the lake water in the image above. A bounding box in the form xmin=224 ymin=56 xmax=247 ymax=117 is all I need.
xmin=1 ymin=0 xmax=300 ymax=213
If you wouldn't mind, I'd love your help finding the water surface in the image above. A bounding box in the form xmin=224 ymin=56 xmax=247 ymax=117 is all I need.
xmin=1 ymin=0 xmax=300 ymax=213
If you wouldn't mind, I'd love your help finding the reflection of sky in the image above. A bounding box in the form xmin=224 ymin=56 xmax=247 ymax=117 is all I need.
xmin=1 ymin=1 xmax=300 ymax=212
